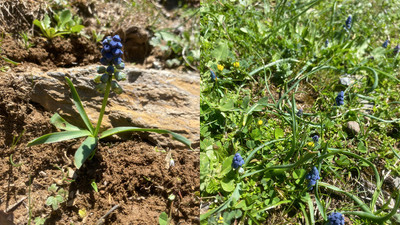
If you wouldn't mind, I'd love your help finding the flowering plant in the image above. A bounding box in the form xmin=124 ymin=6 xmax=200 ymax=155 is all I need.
xmin=28 ymin=35 xmax=191 ymax=169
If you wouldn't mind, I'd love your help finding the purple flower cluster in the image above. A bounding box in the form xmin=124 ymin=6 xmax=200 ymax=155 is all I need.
xmin=328 ymin=212 xmax=345 ymax=225
xmin=305 ymin=166 xmax=320 ymax=189
xmin=394 ymin=45 xmax=400 ymax=55
xmin=382 ymin=40 xmax=389 ymax=48
xmin=232 ymin=153 xmax=244 ymax=169
xmin=94 ymin=35 xmax=127 ymax=94
xmin=345 ymin=16 xmax=352 ymax=30
xmin=312 ymin=135 xmax=319 ymax=143
xmin=296 ymin=109 xmax=303 ymax=117
xmin=335 ymin=91 xmax=344 ymax=106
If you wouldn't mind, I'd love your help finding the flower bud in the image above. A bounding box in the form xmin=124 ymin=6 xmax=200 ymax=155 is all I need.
xmin=97 ymin=66 xmax=106 ymax=73
xmin=111 ymin=81 xmax=123 ymax=94
xmin=107 ymin=65 xmax=114 ymax=74
xmin=114 ymin=72 xmax=127 ymax=81
xmin=101 ymin=74 xmax=109 ymax=83
xmin=116 ymin=62 xmax=125 ymax=70
xmin=112 ymin=35 xmax=121 ymax=42
xmin=95 ymin=83 xmax=106 ymax=93
xmin=94 ymin=74 xmax=102 ymax=83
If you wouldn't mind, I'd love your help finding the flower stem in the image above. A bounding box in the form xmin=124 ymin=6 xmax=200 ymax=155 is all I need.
xmin=94 ymin=78 xmax=112 ymax=137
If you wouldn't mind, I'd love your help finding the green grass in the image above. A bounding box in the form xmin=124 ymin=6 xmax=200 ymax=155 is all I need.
xmin=200 ymin=0 xmax=400 ymax=224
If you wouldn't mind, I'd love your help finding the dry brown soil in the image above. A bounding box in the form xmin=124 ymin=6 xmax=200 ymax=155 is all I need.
xmin=0 ymin=73 xmax=199 ymax=224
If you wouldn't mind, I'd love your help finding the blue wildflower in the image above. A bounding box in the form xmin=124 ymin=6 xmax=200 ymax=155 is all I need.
xmin=345 ymin=15 xmax=352 ymax=30
xmin=305 ymin=166 xmax=320 ymax=189
xmin=394 ymin=45 xmax=400 ymax=55
xmin=296 ymin=109 xmax=303 ymax=117
xmin=232 ymin=153 xmax=245 ymax=169
xmin=97 ymin=34 xmax=125 ymax=94
xmin=210 ymin=69 xmax=217 ymax=81
xmin=382 ymin=40 xmax=389 ymax=48
xmin=312 ymin=135 xmax=319 ymax=143
xmin=325 ymin=39 xmax=329 ymax=47
xmin=328 ymin=212 xmax=345 ymax=225
xmin=335 ymin=91 xmax=344 ymax=106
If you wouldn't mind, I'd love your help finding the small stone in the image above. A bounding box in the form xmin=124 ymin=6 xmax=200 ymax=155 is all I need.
xmin=346 ymin=121 xmax=360 ymax=136
xmin=67 ymin=167 xmax=77 ymax=180
xmin=339 ymin=76 xmax=354 ymax=86
xmin=39 ymin=171 xmax=47 ymax=177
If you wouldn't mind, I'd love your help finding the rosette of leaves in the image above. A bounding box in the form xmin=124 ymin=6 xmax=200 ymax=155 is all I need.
xmin=28 ymin=35 xmax=191 ymax=169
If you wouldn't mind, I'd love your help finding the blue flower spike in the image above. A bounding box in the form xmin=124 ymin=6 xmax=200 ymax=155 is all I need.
xmin=335 ymin=91 xmax=344 ymax=106
xmin=305 ymin=166 xmax=320 ymax=190
xmin=394 ymin=44 xmax=400 ymax=55
xmin=328 ymin=212 xmax=345 ymax=225
xmin=325 ymin=39 xmax=329 ymax=47
xmin=312 ymin=135 xmax=319 ymax=143
xmin=296 ymin=109 xmax=303 ymax=117
xmin=97 ymin=34 xmax=125 ymax=94
xmin=232 ymin=153 xmax=244 ymax=169
xmin=383 ymin=40 xmax=389 ymax=48
xmin=345 ymin=15 xmax=352 ymax=30
xmin=210 ymin=69 xmax=217 ymax=82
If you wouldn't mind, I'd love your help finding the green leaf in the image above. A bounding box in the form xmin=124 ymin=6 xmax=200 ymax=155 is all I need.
xmin=46 ymin=196 xmax=59 ymax=210
xmin=211 ymin=41 xmax=230 ymax=62
xmin=27 ymin=130 xmax=91 ymax=147
xmin=91 ymin=180 xmax=98 ymax=192
xmin=65 ymin=77 xmax=94 ymax=134
xmin=274 ymin=128 xmax=284 ymax=139
xmin=159 ymin=212 xmax=168 ymax=225
xmin=219 ymin=155 xmax=234 ymax=177
xmin=100 ymin=126 xmax=191 ymax=148
xmin=221 ymin=176 xmax=235 ymax=192
xmin=43 ymin=14 xmax=51 ymax=29
xmin=59 ymin=10 xmax=72 ymax=25
xmin=74 ymin=136 xmax=98 ymax=169
xmin=50 ymin=113 xmax=81 ymax=131
xmin=70 ymin=25 xmax=84 ymax=33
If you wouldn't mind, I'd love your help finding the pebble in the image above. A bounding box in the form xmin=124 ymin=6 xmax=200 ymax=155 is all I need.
xmin=346 ymin=121 xmax=360 ymax=136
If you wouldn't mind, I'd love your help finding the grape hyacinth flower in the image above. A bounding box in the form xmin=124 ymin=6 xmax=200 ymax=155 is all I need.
xmin=305 ymin=166 xmax=320 ymax=189
xmin=394 ymin=44 xmax=400 ymax=55
xmin=325 ymin=39 xmax=329 ymax=47
xmin=210 ymin=69 xmax=217 ymax=81
xmin=345 ymin=15 xmax=352 ymax=30
xmin=382 ymin=40 xmax=389 ymax=48
xmin=335 ymin=91 xmax=344 ymax=106
xmin=94 ymin=35 xmax=126 ymax=94
xmin=296 ymin=109 xmax=303 ymax=117
xmin=312 ymin=135 xmax=319 ymax=143
xmin=232 ymin=153 xmax=245 ymax=169
xmin=327 ymin=212 xmax=345 ymax=225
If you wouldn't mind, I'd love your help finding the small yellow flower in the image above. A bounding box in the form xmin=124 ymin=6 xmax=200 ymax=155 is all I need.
xmin=233 ymin=61 xmax=240 ymax=68
xmin=217 ymin=64 xmax=224 ymax=71
xmin=258 ymin=120 xmax=263 ymax=125
xmin=217 ymin=216 xmax=224 ymax=224
xmin=307 ymin=142 xmax=315 ymax=147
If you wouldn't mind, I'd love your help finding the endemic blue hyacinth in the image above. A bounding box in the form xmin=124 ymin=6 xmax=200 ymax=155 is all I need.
xmin=94 ymin=35 xmax=127 ymax=94
xmin=394 ymin=45 xmax=400 ymax=55
xmin=328 ymin=212 xmax=345 ymax=225
xmin=232 ymin=153 xmax=244 ymax=169
xmin=305 ymin=166 xmax=320 ymax=189
xmin=335 ymin=91 xmax=344 ymax=106
xmin=312 ymin=135 xmax=319 ymax=143
xmin=345 ymin=15 xmax=352 ymax=30
xmin=382 ymin=40 xmax=389 ymax=48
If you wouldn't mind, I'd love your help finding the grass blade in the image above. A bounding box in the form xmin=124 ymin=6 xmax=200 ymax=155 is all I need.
xmin=27 ymin=130 xmax=91 ymax=147
xmin=50 ymin=113 xmax=82 ymax=131
xmin=100 ymin=126 xmax=191 ymax=148
xmin=74 ymin=136 xmax=98 ymax=169
xmin=65 ymin=77 xmax=94 ymax=134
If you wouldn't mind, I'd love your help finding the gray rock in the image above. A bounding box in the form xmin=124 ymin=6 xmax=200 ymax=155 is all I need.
xmin=346 ymin=121 xmax=360 ymax=136
xmin=339 ymin=77 xmax=353 ymax=86
xmin=15 ymin=65 xmax=199 ymax=149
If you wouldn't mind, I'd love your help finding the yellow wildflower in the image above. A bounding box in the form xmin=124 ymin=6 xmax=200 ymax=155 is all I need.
xmin=217 ymin=64 xmax=224 ymax=71
xmin=307 ymin=142 xmax=315 ymax=147
xmin=217 ymin=216 xmax=224 ymax=224
xmin=233 ymin=61 xmax=240 ymax=68
xmin=258 ymin=120 xmax=263 ymax=125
